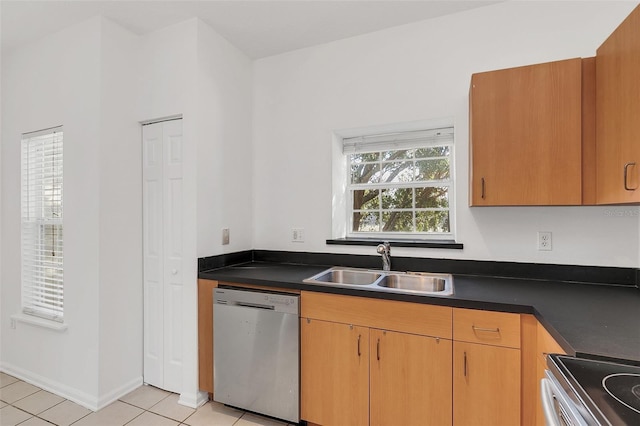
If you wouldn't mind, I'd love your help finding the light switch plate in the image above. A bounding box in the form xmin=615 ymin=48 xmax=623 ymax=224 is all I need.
xmin=222 ymin=228 xmax=230 ymax=245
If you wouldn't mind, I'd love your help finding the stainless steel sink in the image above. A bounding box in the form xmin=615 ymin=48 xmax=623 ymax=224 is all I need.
xmin=303 ymin=267 xmax=453 ymax=296
xmin=304 ymin=267 xmax=384 ymax=286
xmin=378 ymin=272 xmax=453 ymax=295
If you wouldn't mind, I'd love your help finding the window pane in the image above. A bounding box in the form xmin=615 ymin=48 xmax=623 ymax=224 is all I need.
xmin=353 ymin=211 xmax=380 ymax=232
xmin=415 ymin=187 xmax=449 ymax=208
xmin=416 ymin=158 xmax=450 ymax=181
xmin=382 ymin=188 xmax=412 ymax=209
xmin=351 ymin=152 xmax=380 ymax=163
xmin=416 ymin=211 xmax=450 ymax=233
xmin=351 ymin=163 xmax=380 ymax=184
xmin=382 ymin=211 xmax=413 ymax=232
xmin=415 ymin=146 xmax=450 ymax=158
xmin=352 ymin=189 xmax=379 ymax=210
xmin=380 ymin=160 xmax=414 ymax=183
xmin=382 ymin=149 xmax=413 ymax=160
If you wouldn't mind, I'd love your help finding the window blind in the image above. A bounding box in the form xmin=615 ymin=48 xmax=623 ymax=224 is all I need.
xmin=343 ymin=127 xmax=454 ymax=154
xmin=21 ymin=127 xmax=64 ymax=322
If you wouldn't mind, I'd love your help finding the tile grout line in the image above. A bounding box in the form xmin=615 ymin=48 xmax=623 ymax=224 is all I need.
xmin=119 ymin=396 xmax=191 ymax=425
xmin=26 ymin=397 xmax=70 ymax=426
xmin=2 ymin=379 xmax=290 ymax=426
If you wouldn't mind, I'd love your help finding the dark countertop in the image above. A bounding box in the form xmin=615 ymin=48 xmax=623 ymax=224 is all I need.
xmin=199 ymin=261 xmax=640 ymax=364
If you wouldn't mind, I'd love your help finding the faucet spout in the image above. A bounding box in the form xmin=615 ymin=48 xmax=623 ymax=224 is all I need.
xmin=376 ymin=242 xmax=391 ymax=271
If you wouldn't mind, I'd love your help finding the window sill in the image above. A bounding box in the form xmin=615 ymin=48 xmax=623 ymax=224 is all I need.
xmin=11 ymin=313 xmax=68 ymax=332
xmin=326 ymin=238 xmax=463 ymax=249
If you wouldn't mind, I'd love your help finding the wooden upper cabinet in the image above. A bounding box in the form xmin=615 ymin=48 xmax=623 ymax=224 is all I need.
xmin=470 ymin=58 xmax=584 ymax=206
xmin=596 ymin=4 xmax=640 ymax=204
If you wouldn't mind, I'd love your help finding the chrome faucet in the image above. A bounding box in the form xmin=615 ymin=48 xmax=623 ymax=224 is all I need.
xmin=376 ymin=241 xmax=391 ymax=271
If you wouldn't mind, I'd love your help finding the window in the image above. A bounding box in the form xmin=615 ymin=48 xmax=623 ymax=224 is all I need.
xmin=21 ymin=127 xmax=64 ymax=322
xmin=343 ymin=127 xmax=454 ymax=240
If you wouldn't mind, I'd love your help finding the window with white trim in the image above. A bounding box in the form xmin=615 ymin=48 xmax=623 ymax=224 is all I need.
xmin=344 ymin=127 xmax=454 ymax=240
xmin=21 ymin=127 xmax=64 ymax=322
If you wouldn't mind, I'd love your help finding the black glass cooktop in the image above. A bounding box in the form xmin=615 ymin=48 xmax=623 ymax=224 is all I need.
xmin=555 ymin=355 xmax=640 ymax=425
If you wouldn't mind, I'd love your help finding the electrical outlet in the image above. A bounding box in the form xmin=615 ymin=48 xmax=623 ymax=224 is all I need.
xmin=222 ymin=228 xmax=230 ymax=245
xmin=10 ymin=318 xmax=16 ymax=329
xmin=292 ymin=228 xmax=304 ymax=242
xmin=537 ymin=231 xmax=552 ymax=251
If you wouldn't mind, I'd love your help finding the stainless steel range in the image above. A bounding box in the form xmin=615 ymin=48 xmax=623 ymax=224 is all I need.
xmin=543 ymin=354 xmax=640 ymax=425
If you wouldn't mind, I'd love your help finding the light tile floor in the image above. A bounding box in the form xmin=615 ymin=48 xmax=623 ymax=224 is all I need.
xmin=0 ymin=372 xmax=295 ymax=426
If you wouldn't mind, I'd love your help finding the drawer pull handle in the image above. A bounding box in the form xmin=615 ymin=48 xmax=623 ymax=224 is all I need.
xmin=357 ymin=334 xmax=361 ymax=357
xmin=376 ymin=338 xmax=380 ymax=361
xmin=624 ymin=162 xmax=637 ymax=191
xmin=472 ymin=325 xmax=500 ymax=334
xmin=481 ymin=177 xmax=486 ymax=199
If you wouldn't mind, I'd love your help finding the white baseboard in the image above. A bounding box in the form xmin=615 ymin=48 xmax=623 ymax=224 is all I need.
xmin=0 ymin=362 xmax=142 ymax=411
xmin=96 ymin=376 xmax=143 ymax=410
xmin=178 ymin=390 xmax=209 ymax=408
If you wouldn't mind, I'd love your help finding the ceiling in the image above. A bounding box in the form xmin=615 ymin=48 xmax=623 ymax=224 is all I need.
xmin=1 ymin=0 xmax=501 ymax=58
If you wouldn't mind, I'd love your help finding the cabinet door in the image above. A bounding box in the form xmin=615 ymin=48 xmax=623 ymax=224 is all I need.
xmin=300 ymin=319 xmax=369 ymax=426
xmin=470 ymin=58 xmax=583 ymax=206
xmin=453 ymin=341 xmax=521 ymax=426
xmin=370 ymin=330 xmax=452 ymax=426
xmin=596 ymin=5 xmax=640 ymax=204
xmin=197 ymin=279 xmax=217 ymax=393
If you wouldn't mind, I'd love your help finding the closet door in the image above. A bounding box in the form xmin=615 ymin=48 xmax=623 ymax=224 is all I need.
xmin=143 ymin=119 xmax=183 ymax=393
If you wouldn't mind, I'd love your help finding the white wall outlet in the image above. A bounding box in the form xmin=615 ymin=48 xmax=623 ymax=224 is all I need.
xmin=222 ymin=228 xmax=230 ymax=245
xmin=537 ymin=231 xmax=552 ymax=251
xmin=292 ymin=228 xmax=304 ymax=242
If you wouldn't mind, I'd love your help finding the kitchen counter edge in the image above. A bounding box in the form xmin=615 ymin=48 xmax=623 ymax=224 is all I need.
xmin=199 ymin=262 xmax=640 ymax=364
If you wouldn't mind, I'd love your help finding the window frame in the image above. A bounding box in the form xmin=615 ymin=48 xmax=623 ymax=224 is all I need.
xmin=20 ymin=126 xmax=64 ymax=322
xmin=334 ymin=121 xmax=456 ymax=242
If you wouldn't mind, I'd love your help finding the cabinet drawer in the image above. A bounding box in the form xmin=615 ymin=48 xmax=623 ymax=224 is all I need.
xmin=453 ymin=308 xmax=521 ymax=348
xmin=301 ymin=291 xmax=452 ymax=339
xmin=536 ymin=322 xmax=566 ymax=363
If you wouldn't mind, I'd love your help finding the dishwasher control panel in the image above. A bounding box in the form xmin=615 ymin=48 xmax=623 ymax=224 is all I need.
xmin=214 ymin=287 xmax=299 ymax=315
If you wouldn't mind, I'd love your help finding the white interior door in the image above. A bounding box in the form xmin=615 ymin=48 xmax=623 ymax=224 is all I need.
xmin=143 ymin=118 xmax=183 ymax=393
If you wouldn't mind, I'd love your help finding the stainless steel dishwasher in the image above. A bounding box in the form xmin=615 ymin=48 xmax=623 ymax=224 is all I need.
xmin=213 ymin=287 xmax=299 ymax=423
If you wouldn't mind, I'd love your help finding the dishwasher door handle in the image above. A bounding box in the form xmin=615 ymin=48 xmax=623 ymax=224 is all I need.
xmin=234 ymin=301 xmax=275 ymax=310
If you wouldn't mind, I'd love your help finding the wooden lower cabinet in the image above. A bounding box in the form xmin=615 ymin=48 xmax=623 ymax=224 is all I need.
xmin=453 ymin=341 xmax=521 ymax=426
xmin=301 ymin=318 xmax=452 ymax=426
xmin=301 ymin=319 xmax=370 ymax=426
xmin=197 ymin=279 xmax=217 ymax=394
xmin=534 ymin=322 xmax=567 ymax=426
xmin=370 ymin=329 xmax=452 ymax=426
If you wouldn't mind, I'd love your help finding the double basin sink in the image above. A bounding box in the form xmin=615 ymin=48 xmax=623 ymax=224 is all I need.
xmin=303 ymin=266 xmax=454 ymax=296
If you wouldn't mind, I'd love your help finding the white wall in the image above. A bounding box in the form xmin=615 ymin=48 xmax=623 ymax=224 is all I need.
xmin=1 ymin=16 xmax=146 ymax=410
xmin=1 ymin=17 xmax=103 ymax=407
xmin=196 ymin=21 xmax=253 ymax=258
xmin=97 ymin=17 xmax=144 ymax=404
xmin=252 ymin=0 xmax=640 ymax=268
